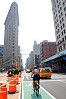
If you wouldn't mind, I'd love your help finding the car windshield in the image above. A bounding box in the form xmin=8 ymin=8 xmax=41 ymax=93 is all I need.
xmin=41 ymin=69 xmax=50 ymax=73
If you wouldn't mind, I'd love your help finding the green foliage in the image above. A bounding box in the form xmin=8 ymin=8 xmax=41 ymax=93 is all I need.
xmin=14 ymin=69 xmax=19 ymax=75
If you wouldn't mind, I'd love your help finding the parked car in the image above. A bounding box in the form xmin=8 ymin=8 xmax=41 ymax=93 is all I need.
xmin=39 ymin=67 xmax=52 ymax=79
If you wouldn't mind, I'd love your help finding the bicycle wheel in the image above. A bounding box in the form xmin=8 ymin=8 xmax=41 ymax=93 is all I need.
xmin=36 ymin=89 xmax=39 ymax=97
xmin=34 ymin=88 xmax=35 ymax=92
xmin=36 ymin=84 xmax=39 ymax=97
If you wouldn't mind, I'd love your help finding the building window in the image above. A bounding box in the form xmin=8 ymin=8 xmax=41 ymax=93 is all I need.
xmin=64 ymin=29 xmax=66 ymax=34
xmin=61 ymin=31 xmax=63 ymax=36
xmin=57 ymin=24 xmax=59 ymax=27
xmin=63 ymin=23 xmax=65 ymax=27
xmin=61 ymin=12 xmax=63 ymax=16
xmin=65 ymin=35 xmax=66 ymax=40
xmin=60 ymin=20 xmax=61 ymax=24
xmin=65 ymin=13 xmax=66 ymax=17
xmin=58 ymin=29 xmax=59 ymax=32
xmin=58 ymin=10 xmax=60 ymax=13
xmin=57 ymin=36 xmax=58 ymax=40
xmin=13 ymin=46 xmax=14 ymax=48
xmin=62 ymin=37 xmax=64 ymax=41
xmin=62 ymin=17 xmax=64 ymax=21
xmin=59 ymin=34 xmax=60 ymax=38
xmin=57 ymin=19 xmax=58 ymax=22
xmin=60 ymin=46 xmax=62 ymax=50
xmin=57 ymin=0 xmax=58 ymax=3
xmin=59 ymin=15 xmax=61 ymax=18
xmin=61 ymin=25 xmax=62 ymax=29
xmin=56 ymin=26 xmax=57 ymax=29
xmin=12 ymin=53 xmax=14 ymax=56
xmin=63 ymin=1 xmax=65 ymax=6
xmin=63 ymin=44 xmax=65 ymax=49
xmin=64 ymin=7 xmax=66 ymax=11
xmin=60 ymin=7 xmax=62 ymax=10
xmin=58 ymin=47 xmax=60 ymax=51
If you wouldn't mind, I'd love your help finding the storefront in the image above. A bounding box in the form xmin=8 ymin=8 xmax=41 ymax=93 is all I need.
xmin=41 ymin=49 xmax=66 ymax=72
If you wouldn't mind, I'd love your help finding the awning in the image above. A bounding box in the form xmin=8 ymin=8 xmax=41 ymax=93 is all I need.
xmin=41 ymin=49 xmax=66 ymax=63
xmin=62 ymin=56 xmax=66 ymax=60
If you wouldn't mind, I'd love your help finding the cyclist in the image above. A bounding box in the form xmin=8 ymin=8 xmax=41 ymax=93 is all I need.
xmin=31 ymin=66 xmax=40 ymax=89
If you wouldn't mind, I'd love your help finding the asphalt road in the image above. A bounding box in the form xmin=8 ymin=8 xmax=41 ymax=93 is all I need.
xmin=0 ymin=72 xmax=66 ymax=99
xmin=41 ymin=79 xmax=66 ymax=99
xmin=22 ymin=72 xmax=66 ymax=99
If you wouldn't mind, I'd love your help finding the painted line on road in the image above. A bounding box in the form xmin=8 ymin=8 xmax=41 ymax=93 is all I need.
xmin=23 ymin=81 xmax=56 ymax=99
xmin=59 ymin=80 xmax=66 ymax=84
xmin=23 ymin=76 xmax=24 ymax=80
xmin=22 ymin=76 xmax=24 ymax=99
xmin=18 ymin=82 xmax=21 ymax=99
xmin=26 ymin=76 xmax=29 ymax=79
xmin=22 ymin=76 xmax=29 ymax=80
xmin=40 ymin=85 xmax=56 ymax=99
xmin=40 ymin=79 xmax=61 ymax=82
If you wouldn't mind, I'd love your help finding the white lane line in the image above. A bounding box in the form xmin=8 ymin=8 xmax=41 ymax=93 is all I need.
xmin=23 ymin=76 xmax=24 ymax=80
xmin=22 ymin=76 xmax=24 ymax=99
xmin=26 ymin=76 xmax=29 ymax=79
xmin=40 ymin=79 xmax=61 ymax=82
xmin=59 ymin=80 xmax=66 ymax=83
xmin=18 ymin=82 xmax=21 ymax=99
xmin=40 ymin=85 xmax=56 ymax=99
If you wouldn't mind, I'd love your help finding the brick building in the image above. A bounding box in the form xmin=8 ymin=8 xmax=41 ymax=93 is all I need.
xmin=40 ymin=40 xmax=57 ymax=61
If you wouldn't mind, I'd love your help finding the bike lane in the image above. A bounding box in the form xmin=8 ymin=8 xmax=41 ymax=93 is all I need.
xmin=22 ymin=81 xmax=56 ymax=99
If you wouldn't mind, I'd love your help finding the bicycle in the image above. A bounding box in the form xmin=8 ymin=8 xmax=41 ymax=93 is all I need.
xmin=33 ymin=80 xmax=39 ymax=97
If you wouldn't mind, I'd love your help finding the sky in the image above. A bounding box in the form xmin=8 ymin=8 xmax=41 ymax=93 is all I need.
xmin=0 ymin=0 xmax=56 ymax=67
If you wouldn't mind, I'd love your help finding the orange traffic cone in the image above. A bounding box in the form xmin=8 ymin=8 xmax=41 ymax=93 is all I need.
xmin=14 ymin=75 xmax=19 ymax=84
xmin=9 ymin=79 xmax=16 ymax=93
xmin=0 ymin=87 xmax=8 ymax=99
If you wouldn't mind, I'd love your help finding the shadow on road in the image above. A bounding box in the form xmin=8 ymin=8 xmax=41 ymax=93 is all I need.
xmin=31 ymin=93 xmax=42 ymax=99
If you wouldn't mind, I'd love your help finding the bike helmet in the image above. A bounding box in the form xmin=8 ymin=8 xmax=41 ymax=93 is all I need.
xmin=34 ymin=66 xmax=37 ymax=69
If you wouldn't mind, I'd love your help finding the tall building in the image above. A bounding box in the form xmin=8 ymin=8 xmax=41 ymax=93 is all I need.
xmin=51 ymin=0 xmax=66 ymax=52
xmin=26 ymin=51 xmax=34 ymax=69
xmin=3 ymin=2 xmax=19 ymax=69
xmin=33 ymin=41 xmax=40 ymax=66
xmin=0 ymin=45 xmax=4 ymax=68
xmin=40 ymin=40 xmax=57 ymax=60
xmin=18 ymin=46 xmax=23 ymax=70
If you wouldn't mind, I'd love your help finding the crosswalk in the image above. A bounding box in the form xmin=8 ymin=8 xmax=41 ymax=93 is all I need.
xmin=22 ymin=74 xmax=32 ymax=80
xmin=52 ymin=73 xmax=66 ymax=79
xmin=22 ymin=72 xmax=66 ymax=81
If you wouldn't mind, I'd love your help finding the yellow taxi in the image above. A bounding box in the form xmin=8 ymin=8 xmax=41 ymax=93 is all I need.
xmin=39 ymin=67 xmax=52 ymax=78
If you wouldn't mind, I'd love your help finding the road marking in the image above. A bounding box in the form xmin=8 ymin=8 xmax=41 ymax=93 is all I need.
xmin=40 ymin=79 xmax=66 ymax=84
xmin=26 ymin=83 xmax=32 ymax=87
xmin=26 ymin=76 xmax=29 ymax=79
xmin=23 ymin=76 xmax=24 ymax=80
xmin=22 ymin=76 xmax=24 ymax=99
xmin=59 ymin=80 xmax=66 ymax=83
xmin=40 ymin=85 xmax=56 ymax=99
xmin=18 ymin=82 xmax=21 ymax=99
xmin=23 ymin=81 xmax=56 ymax=99
xmin=40 ymin=79 xmax=61 ymax=82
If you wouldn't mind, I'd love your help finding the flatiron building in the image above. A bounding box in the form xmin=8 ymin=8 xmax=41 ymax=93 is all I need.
xmin=3 ymin=1 xmax=19 ymax=69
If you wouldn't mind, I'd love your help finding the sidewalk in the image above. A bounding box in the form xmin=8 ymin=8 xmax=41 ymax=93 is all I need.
xmin=0 ymin=73 xmax=22 ymax=99
xmin=8 ymin=78 xmax=21 ymax=99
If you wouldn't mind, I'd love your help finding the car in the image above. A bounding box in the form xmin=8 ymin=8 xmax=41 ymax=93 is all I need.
xmin=39 ymin=67 xmax=52 ymax=79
